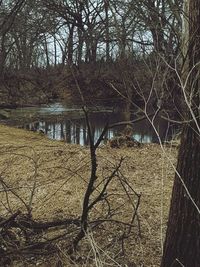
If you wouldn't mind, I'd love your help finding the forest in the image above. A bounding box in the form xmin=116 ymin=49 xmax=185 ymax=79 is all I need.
xmin=0 ymin=0 xmax=183 ymax=111
xmin=0 ymin=0 xmax=199 ymax=267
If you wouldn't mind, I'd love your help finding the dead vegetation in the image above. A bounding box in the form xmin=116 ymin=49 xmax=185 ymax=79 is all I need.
xmin=0 ymin=124 xmax=177 ymax=266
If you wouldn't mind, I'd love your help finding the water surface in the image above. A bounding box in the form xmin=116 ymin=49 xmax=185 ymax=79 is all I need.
xmin=9 ymin=103 xmax=177 ymax=145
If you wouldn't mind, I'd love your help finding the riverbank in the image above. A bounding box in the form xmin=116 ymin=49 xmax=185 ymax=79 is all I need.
xmin=0 ymin=124 xmax=177 ymax=266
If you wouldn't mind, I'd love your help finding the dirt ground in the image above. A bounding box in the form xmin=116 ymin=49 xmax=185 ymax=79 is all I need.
xmin=0 ymin=124 xmax=178 ymax=267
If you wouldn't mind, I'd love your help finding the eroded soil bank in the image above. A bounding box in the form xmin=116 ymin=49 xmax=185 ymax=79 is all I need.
xmin=0 ymin=125 xmax=177 ymax=267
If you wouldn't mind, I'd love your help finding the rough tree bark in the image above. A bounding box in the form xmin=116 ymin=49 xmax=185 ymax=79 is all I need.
xmin=161 ymin=0 xmax=200 ymax=266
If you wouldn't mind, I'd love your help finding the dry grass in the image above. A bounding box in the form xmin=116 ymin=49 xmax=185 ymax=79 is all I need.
xmin=0 ymin=124 xmax=178 ymax=266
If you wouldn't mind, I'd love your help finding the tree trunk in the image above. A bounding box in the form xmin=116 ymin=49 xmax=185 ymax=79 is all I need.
xmin=67 ymin=24 xmax=75 ymax=64
xmin=104 ymin=0 xmax=110 ymax=62
xmin=77 ymin=28 xmax=83 ymax=65
xmin=54 ymin=35 xmax=57 ymax=66
xmin=44 ymin=35 xmax=50 ymax=68
xmin=0 ymin=34 xmax=7 ymax=74
xmin=90 ymin=40 xmax=97 ymax=63
xmin=161 ymin=125 xmax=200 ymax=267
xmin=161 ymin=0 xmax=200 ymax=266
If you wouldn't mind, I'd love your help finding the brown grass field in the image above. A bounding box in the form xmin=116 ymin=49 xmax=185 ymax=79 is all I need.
xmin=0 ymin=124 xmax=177 ymax=267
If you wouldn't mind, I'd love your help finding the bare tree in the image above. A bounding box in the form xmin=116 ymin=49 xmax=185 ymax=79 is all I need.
xmin=0 ymin=0 xmax=26 ymax=73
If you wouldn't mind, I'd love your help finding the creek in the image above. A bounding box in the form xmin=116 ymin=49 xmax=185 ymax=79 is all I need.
xmin=3 ymin=103 xmax=178 ymax=145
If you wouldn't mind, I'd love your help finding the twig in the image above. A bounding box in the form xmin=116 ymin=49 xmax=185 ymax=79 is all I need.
xmin=0 ymin=210 xmax=21 ymax=227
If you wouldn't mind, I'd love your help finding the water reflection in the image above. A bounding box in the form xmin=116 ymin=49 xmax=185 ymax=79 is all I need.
xmin=25 ymin=114 xmax=118 ymax=145
xmin=24 ymin=112 xmax=177 ymax=146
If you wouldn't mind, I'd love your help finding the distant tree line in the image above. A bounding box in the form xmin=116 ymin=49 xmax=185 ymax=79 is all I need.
xmin=0 ymin=0 xmax=183 ymax=70
xmin=0 ymin=0 xmax=185 ymax=111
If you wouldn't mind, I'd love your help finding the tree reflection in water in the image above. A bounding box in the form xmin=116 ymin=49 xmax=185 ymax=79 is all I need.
xmin=24 ymin=112 xmax=178 ymax=145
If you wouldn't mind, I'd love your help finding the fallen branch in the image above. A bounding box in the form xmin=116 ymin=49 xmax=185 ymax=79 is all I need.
xmin=0 ymin=213 xmax=80 ymax=230
xmin=0 ymin=210 xmax=21 ymax=227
